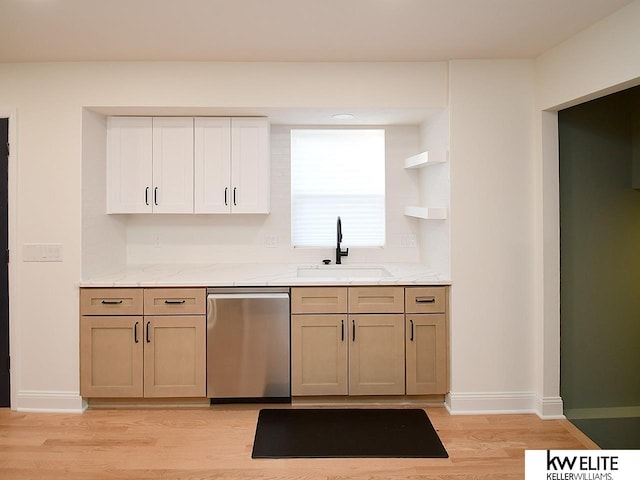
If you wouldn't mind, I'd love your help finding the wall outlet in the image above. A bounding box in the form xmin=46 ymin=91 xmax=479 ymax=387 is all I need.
xmin=23 ymin=243 xmax=64 ymax=262
xmin=400 ymin=234 xmax=417 ymax=248
xmin=263 ymin=234 xmax=277 ymax=248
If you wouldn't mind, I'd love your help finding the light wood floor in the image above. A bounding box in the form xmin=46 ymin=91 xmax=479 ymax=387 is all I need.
xmin=0 ymin=405 xmax=597 ymax=480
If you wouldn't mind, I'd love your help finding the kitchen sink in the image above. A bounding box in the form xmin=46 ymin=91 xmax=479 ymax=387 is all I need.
xmin=296 ymin=265 xmax=391 ymax=279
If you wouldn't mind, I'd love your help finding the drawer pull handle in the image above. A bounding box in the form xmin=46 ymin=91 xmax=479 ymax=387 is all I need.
xmin=410 ymin=319 xmax=414 ymax=341
xmin=164 ymin=300 xmax=186 ymax=305
xmin=341 ymin=320 xmax=344 ymax=342
xmin=134 ymin=321 xmax=139 ymax=344
xmin=415 ymin=296 xmax=436 ymax=303
xmin=101 ymin=299 xmax=123 ymax=305
xmin=352 ymin=319 xmax=356 ymax=342
xmin=146 ymin=321 xmax=151 ymax=343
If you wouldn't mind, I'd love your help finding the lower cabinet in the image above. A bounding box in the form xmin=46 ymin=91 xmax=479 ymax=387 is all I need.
xmin=405 ymin=314 xmax=447 ymax=394
xmin=291 ymin=314 xmax=405 ymax=396
xmin=80 ymin=287 xmax=206 ymax=399
xmin=291 ymin=285 xmax=449 ymax=397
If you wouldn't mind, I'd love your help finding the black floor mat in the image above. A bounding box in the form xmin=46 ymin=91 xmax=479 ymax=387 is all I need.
xmin=251 ymin=408 xmax=449 ymax=458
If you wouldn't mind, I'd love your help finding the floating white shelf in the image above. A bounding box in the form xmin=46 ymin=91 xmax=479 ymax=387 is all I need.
xmin=403 ymin=149 xmax=448 ymax=169
xmin=404 ymin=206 xmax=448 ymax=220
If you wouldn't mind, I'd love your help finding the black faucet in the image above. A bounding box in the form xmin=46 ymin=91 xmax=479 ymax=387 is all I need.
xmin=336 ymin=216 xmax=349 ymax=264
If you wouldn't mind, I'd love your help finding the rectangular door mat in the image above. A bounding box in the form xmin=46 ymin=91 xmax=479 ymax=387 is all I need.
xmin=251 ymin=408 xmax=449 ymax=458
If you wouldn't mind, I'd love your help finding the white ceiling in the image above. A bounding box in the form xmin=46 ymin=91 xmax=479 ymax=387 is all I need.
xmin=0 ymin=0 xmax=634 ymax=62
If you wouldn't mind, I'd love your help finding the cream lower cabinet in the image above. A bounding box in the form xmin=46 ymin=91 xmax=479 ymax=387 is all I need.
xmin=291 ymin=285 xmax=449 ymax=397
xmin=405 ymin=314 xmax=447 ymax=394
xmin=291 ymin=286 xmax=406 ymax=396
xmin=80 ymin=287 xmax=206 ymax=399
xmin=405 ymin=286 xmax=449 ymax=395
xmin=348 ymin=314 xmax=405 ymax=395
xmin=291 ymin=314 xmax=348 ymax=395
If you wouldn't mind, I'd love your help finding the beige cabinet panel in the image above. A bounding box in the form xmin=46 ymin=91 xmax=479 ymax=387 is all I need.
xmin=348 ymin=314 xmax=405 ymax=395
xmin=348 ymin=287 xmax=404 ymax=314
xmin=80 ymin=288 xmax=143 ymax=316
xmin=80 ymin=316 xmax=144 ymax=398
xmin=291 ymin=315 xmax=348 ymax=396
xmin=405 ymin=286 xmax=447 ymax=314
xmin=143 ymin=288 xmax=206 ymax=315
xmin=291 ymin=287 xmax=348 ymax=314
xmin=143 ymin=316 xmax=206 ymax=398
xmin=405 ymin=314 xmax=448 ymax=394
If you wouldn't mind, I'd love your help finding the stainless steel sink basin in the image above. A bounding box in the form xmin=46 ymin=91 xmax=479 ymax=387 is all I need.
xmin=296 ymin=265 xmax=391 ymax=279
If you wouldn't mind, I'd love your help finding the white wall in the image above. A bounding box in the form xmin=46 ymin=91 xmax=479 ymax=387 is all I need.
xmin=0 ymin=62 xmax=447 ymax=411
xmin=447 ymin=60 xmax=538 ymax=414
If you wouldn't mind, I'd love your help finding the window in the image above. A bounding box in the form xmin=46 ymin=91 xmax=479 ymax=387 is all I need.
xmin=291 ymin=129 xmax=385 ymax=247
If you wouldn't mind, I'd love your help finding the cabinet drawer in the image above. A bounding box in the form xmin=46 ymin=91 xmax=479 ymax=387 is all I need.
xmin=80 ymin=288 xmax=143 ymax=315
xmin=405 ymin=287 xmax=447 ymax=313
xmin=291 ymin=287 xmax=348 ymax=314
xmin=348 ymin=287 xmax=404 ymax=314
xmin=143 ymin=288 xmax=206 ymax=315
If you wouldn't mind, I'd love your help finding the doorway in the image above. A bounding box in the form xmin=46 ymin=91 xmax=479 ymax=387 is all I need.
xmin=0 ymin=118 xmax=8 ymax=407
xmin=558 ymin=86 xmax=640 ymax=448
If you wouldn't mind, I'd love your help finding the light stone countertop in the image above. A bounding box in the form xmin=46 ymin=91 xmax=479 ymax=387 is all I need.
xmin=79 ymin=263 xmax=451 ymax=287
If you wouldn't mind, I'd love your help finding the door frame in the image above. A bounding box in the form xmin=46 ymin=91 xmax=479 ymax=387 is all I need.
xmin=0 ymin=109 xmax=19 ymax=409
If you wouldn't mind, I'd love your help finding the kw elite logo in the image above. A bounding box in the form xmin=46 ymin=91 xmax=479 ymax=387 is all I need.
xmin=525 ymin=450 xmax=639 ymax=480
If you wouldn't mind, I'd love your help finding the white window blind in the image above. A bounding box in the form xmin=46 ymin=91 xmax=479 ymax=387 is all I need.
xmin=291 ymin=129 xmax=385 ymax=247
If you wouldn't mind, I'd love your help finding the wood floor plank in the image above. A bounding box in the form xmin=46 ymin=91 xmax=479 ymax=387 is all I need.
xmin=0 ymin=406 xmax=596 ymax=479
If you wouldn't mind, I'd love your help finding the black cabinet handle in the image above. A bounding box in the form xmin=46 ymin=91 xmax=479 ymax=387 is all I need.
xmin=410 ymin=319 xmax=414 ymax=342
xmin=134 ymin=321 xmax=139 ymax=343
xmin=164 ymin=300 xmax=186 ymax=305
xmin=101 ymin=299 xmax=123 ymax=305
xmin=154 ymin=187 xmax=158 ymax=206
xmin=341 ymin=320 xmax=344 ymax=341
xmin=145 ymin=187 xmax=150 ymax=206
xmin=352 ymin=319 xmax=356 ymax=342
xmin=146 ymin=321 xmax=151 ymax=343
xmin=224 ymin=187 xmax=228 ymax=206
xmin=415 ymin=296 xmax=436 ymax=303
xmin=233 ymin=187 xmax=237 ymax=206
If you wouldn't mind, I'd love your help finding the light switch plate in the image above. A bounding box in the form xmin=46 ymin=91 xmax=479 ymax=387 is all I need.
xmin=23 ymin=243 xmax=64 ymax=262
xmin=400 ymin=234 xmax=417 ymax=248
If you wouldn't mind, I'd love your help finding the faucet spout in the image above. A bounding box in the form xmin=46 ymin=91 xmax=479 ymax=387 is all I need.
xmin=336 ymin=216 xmax=349 ymax=264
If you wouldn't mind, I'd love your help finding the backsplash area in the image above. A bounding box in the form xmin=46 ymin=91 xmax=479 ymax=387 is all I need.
xmin=83 ymin=122 xmax=424 ymax=273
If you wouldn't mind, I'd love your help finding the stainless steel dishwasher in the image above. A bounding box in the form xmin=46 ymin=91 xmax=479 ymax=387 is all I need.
xmin=206 ymin=287 xmax=290 ymax=401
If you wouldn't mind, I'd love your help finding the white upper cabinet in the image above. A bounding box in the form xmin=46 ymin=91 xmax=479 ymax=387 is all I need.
xmin=107 ymin=117 xmax=153 ymax=213
xmin=107 ymin=117 xmax=194 ymax=214
xmin=194 ymin=117 xmax=270 ymax=214
xmin=194 ymin=118 xmax=232 ymax=213
xmin=230 ymin=118 xmax=270 ymax=214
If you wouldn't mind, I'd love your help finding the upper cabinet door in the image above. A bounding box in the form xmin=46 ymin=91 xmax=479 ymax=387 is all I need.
xmin=107 ymin=117 xmax=153 ymax=213
xmin=230 ymin=118 xmax=270 ymax=214
xmin=194 ymin=117 xmax=231 ymax=213
xmin=152 ymin=117 xmax=194 ymax=214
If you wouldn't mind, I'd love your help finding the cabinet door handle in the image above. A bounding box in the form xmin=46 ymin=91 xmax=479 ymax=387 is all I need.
xmin=146 ymin=321 xmax=151 ymax=343
xmin=352 ymin=319 xmax=356 ymax=342
xmin=134 ymin=321 xmax=139 ymax=343
xmin=154 ymin=187 xmax=158 ymax=206
xmin=101 ymin=299 xmax=123 ymax=305
xmin=145 ymin=187 xmax=150 ymax=206
xmin=224 ymin=187 xmax=228 ymax=206
xmin=233 ymin=187 xmax=237 ymax=206
xmin=415 ymin=296 xmax=436 ymax=303
xmin=164 ymin=299 xmax=186 ymax=305
xmin=410 ymin=319 xmax=414 ymax=342
xmin=341 ymin=320 xmax=344 ymax=342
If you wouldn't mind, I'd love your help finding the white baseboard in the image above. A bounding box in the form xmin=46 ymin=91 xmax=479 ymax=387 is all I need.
xmin=446 ymin=391 xmax=564 ymax=419
xmin=15 ymin=390 xmax=86 ymax=413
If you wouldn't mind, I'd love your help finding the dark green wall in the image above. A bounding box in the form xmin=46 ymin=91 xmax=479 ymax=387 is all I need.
xmin=559 ymin=86 xmax=640 ymax=411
